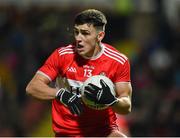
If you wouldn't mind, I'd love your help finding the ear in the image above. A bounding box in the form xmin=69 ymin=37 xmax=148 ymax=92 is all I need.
xmin=97 ymin=31 xmax=105 ymax=42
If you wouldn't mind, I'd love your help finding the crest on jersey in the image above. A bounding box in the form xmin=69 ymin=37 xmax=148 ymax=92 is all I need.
xmin=99 ymin=72 xmax=106 ymax=76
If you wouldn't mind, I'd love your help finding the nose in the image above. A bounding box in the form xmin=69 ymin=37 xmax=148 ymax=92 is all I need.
xmin=75 ymin=32 xmax=83 ymax=39
xmin=75 ymin=34 xmax=82 ymax=43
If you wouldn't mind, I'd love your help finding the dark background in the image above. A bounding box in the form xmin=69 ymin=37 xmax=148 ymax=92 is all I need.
xmin=0 ymin=0 xmax=180 ymax=136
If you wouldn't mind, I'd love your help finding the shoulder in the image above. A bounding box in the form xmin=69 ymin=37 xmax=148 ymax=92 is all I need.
xmin=57 ymin=44 xmax=75 ymax=56
xmin=102 ymin=43 xmax=128 ymax=65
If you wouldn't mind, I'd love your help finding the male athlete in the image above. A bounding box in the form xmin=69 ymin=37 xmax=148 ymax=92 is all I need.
xmin=26 ymin=9 xmax=132 ymax=137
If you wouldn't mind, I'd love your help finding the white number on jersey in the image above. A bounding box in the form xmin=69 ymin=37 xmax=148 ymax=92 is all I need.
xmin=84 ymin=69 xmax=92 ymax=77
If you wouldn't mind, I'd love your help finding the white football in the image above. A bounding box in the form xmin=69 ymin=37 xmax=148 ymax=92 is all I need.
xmin=81 ymin=75 xmax=116 ymax=110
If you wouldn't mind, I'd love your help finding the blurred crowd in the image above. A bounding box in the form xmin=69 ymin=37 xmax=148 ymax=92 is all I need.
xmin=0 ymin=0 xmax=180 ymax=136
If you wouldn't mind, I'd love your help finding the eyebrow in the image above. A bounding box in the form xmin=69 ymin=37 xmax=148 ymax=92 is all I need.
xmin=74 ymin=27 xmax=90 ymax=32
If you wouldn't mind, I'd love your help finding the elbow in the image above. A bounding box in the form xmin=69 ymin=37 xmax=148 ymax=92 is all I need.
xmin=125 ymin=104 xmax=132 ymax=114
xmin=124 ymin=101 xmax=132 ymax=114
xmin=112 ymin=102 xmax=132 ymax=115
xmin=120 ymin=104 xmax=131 ymax=115
xmin=26 ymin=83 xmax=34 ymax=96
xmin=125 ymin=102 xmax=132 ymax=114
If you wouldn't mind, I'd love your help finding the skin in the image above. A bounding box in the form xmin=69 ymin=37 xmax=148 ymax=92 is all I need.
xmin=26 ymin=23 xmax=132 ymax=137
xmin=73 ymin=24 xmax=104 ymax=58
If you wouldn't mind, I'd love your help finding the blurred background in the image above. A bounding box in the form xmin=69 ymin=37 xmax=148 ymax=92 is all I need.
xmin=0 ymin=0 xmax=180 ymax=136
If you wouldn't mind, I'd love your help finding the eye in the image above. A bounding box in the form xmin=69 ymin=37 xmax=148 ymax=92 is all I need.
xmin=73 ymin=30 xmax=79 ymax=35
xmin=82 ymin=32 xmax=89 ymax=35
xmin=81 ymin=31 xmax=90 ymax=35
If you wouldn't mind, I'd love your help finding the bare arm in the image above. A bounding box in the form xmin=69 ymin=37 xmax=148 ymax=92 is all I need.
xmin=26 ymin=73 xmax=57 ymax=100
xmin=111 ymin=82 xmax=132 ymax=115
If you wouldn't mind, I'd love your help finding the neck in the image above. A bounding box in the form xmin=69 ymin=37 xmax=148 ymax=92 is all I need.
xmin=92 ymin=43 xmax=101 ymax=57
xmin=83 ymin=43 xmax=102 ymax=59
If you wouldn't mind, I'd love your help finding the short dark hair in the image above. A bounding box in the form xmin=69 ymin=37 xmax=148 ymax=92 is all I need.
xmin=74 ymin=9 xmax=107 ymax=31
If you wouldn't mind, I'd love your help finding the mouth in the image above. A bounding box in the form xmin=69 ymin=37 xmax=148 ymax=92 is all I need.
xmin=76 ymin=44 xmax=84 ymax=50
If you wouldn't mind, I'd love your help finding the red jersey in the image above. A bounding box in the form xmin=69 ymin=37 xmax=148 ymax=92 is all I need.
xmin=38 ymin=43 xmax=131 ymax=137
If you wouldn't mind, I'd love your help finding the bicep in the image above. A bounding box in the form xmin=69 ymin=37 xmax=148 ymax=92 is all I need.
xmin=30 ymin=73 xmax=51 ymax=85
xmin=26 ymin=72 xmax=57 ymax=100
xmin=115 ymin=82 xmax=132 ymax=98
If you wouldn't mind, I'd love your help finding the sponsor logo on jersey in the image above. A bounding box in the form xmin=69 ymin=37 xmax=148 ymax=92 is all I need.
xmin=67 ymin=67 xmax=77 ymax=73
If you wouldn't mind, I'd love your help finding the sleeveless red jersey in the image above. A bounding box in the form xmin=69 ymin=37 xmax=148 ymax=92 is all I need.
xmin=38 ymin=43 xmax=131 ymax=136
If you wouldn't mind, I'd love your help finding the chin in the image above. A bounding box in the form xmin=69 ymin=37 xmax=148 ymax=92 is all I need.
xmin=79 ymin=52 xmax=91 ymax=58
xmin=77 ymin=51 xmax=86 ymax=56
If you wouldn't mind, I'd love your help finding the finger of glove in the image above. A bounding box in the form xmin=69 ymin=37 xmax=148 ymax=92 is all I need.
xmin=68 ymin=97 xmax=83 ymax=115
xmin=97 ymin=89 xmax=103 ymax=101
xmin=69 ymin=105 xmax=77 ymax=115
xmin=74 ymin=100 xmax=83 ymax=115
xmin=68 ymin=93 xmax=77 ymax=103
xmin=100 ymin=79 xmax=108 ymax=88
xmin=84 ymin=85 xmax=95 ymax=93
xmin=84 ymin=89 xmax=97 ymax=101
xmin=88 ymin=83 xmax=101 ymax=91
xmin=58 ymin=90 xmax=71 ymax=106
xmin=70 ymin=103 xmax=82 ymax=116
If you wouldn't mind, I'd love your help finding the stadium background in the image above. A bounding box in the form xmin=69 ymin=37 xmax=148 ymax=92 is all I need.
xmin=0 ymin=0 xmax=180 ymax=136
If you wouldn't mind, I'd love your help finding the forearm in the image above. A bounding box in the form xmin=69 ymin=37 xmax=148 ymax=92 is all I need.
xmin=111 ymin=96 xmax=131 ymax=115
xmin=26 ymin=79 xmax=57 ymax=100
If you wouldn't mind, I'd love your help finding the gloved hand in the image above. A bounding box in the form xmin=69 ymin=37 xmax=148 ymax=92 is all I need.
xmin=56 ymin=88 xmax=83 ymax=116
xmin=84 ymin=79 xmax=118 ymax=106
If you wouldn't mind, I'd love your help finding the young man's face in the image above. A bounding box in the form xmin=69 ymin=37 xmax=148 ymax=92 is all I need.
xmin=74 ymin=24 xmax=101 ymax=58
